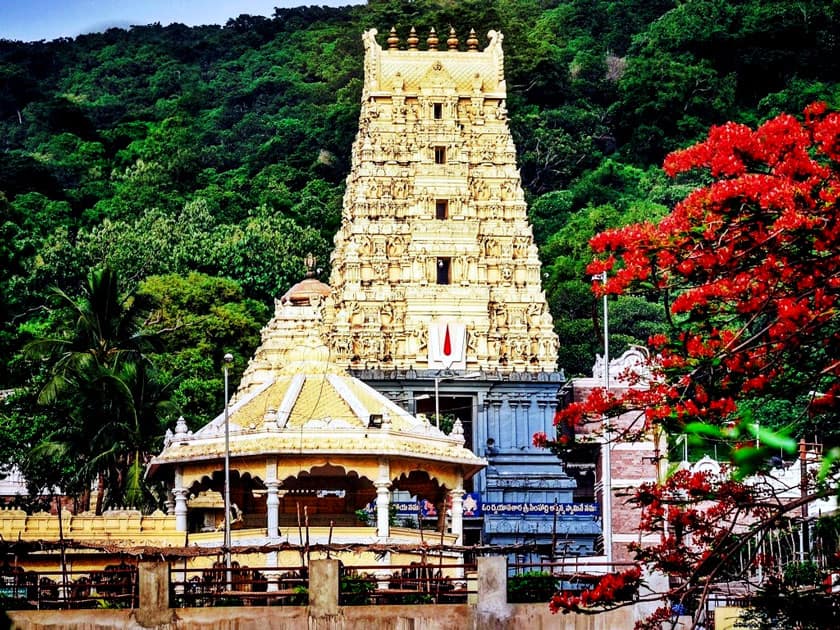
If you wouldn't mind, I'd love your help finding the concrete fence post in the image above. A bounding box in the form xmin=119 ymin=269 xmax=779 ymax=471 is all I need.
xmin=134 ymin=561 xmax=174 ymax=627
xmin=477 ymin=556 xmax=508 ymax=617
xmin=309 ymin=559 xmax=340 ymax=617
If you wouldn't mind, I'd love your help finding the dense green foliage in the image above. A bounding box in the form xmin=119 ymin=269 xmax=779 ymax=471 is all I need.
xmin=507 ymin=571 xmax=560 ymax=603
xmin=2 ymin=0 xmax=839 ymax=498
xmin=20 ymin=268 xmax=176 ymax=511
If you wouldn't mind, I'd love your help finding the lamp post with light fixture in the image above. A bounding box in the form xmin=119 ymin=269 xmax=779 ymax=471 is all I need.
xmin=592 ymin=272 xmax=612 ymax=562
xmin=222 ymin=352 xmax=233 ymax=590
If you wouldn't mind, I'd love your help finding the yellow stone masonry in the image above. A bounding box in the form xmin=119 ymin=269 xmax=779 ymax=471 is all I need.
xmin=0 ymin=507 xmax=177 ymax=545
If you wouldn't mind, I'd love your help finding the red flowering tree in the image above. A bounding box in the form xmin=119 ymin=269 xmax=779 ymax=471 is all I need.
xmin=540 ymin=103 xmax=840 ymax=628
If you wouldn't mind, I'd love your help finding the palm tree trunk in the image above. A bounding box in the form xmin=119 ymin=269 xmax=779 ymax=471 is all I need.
xmin=94 ymin=472 xmax=105 ymax=515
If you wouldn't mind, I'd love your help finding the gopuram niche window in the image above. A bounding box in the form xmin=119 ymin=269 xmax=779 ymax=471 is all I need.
xmin=433 ymin=102 xmax=443 ymax=119
xmin=436 ymin=257 xmax=451 ymax=285
xmin=434 ymin=146 xmax=446 ymax=164
xmin=436 ymin=199 xmax=449 ymax=220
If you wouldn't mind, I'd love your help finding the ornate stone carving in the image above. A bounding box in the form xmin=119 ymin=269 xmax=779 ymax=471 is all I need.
xmin=320 ymin=29 xmax=558 ymax=373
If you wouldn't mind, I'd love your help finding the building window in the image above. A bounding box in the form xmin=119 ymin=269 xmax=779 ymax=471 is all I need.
xmin=433 ymin=102 xmax=443 ymax=119
xmin=435 ymin=200 xmax=449 ymax=220
xmin=434 ymin=146 xmax=446 ymax=164
xmin=436 ymin=258 xmax=451 ymax=284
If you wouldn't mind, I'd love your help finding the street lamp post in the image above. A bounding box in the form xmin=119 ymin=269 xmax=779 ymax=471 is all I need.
xmin=434 ymin=377 xmax=441 ymax=428
xmin=593 ymin=272 xmax=612 ymax=563
xmin=222 ymin=352 xmax=233 ymax=590
xmin=594 ymin=271 xmax=609 ymax=390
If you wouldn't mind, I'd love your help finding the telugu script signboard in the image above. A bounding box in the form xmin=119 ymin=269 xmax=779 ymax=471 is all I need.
xmin=384 ymin=497 xmax=599 ymax=519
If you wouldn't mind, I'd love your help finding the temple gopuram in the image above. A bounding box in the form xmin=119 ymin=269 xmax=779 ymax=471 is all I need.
xmin=242 ymin=27 xmax=600 ymax=555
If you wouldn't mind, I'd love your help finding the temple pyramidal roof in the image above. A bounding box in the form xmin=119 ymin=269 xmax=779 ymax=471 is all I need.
xmin=150 ymin=354 xmax=484 ymax=476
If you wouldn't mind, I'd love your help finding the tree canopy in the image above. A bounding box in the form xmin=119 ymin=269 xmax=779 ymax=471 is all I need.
xmin=22 ymin=268 xmax=176 ymax=512
xmin=540 ymin=103 xmax=840 ymax=628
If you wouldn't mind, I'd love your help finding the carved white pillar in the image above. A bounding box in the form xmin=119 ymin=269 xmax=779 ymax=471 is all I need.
xmin=450 ymin=476 xmax=464 ymax=545
xmin=375 ymin=458 xmax=391 ymax=539
xmin=174 ymin=467 xmax=188 ymax=532
xmin=173 ymin=489 xmax=188 ymax=532
xmin=265 ymin=456 xmax=280 ymax=545
xmin=375 ymin=481 xmax=391 ymax=539
xmin=266 ymin=480 xmax=280 ymax=539
xmin=264 ymin=570 xmax=281 ymax=592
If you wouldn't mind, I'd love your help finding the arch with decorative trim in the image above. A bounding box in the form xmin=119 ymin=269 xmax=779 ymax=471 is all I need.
xmin=185 ymin=471 xmax=266 ymax=533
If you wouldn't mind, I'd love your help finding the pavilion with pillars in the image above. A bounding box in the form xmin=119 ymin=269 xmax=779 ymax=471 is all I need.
xmin=147 ymin=269 xmax=485 ymax=552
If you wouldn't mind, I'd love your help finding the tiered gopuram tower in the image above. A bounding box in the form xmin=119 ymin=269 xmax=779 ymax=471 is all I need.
xmin=322 ymin=27 xmax=559 ymax=373
xmin=318 ymin=28 xmax=599 ymax=554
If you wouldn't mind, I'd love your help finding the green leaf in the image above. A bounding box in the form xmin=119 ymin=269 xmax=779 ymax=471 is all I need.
xmin=818 ymin=447 xmax=840 ymax=482
xmin=745 ymin=423 xmax=797 ymax=453
xmin=731 ymin=446 xmax=764 ymax=479
xmin=683 ymin=422 xmax=723 ymax=439
xmin=124 ymin=456 xmax=144 ymax=509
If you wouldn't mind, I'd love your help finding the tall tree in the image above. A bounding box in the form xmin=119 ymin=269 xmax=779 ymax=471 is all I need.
xmin=25 ymin=267 xmax=174 ymax=513
xmin=539 ymin=103 xmax=840 ymax=627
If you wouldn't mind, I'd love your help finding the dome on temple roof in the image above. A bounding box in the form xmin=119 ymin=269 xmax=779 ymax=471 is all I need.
xmin=280 ymin=253 xmax=331 ymax=305
xmin=280 ymin=276 xmax=331 ymax=305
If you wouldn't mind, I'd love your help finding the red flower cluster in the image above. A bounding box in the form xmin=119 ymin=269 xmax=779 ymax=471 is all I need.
xmin=549 ymin=566 xmax=642 ymax=613
xmin=575 ymin=102 xmax=840 ymax=436
xmin=535 ymin=103 xmax=840 ymax=626
xmin=633 ymin=606 xmax=674 ymax=630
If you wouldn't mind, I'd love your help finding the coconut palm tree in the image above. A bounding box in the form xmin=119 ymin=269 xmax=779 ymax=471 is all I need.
xmin=26 ymin=267 xmax=175 ymax=513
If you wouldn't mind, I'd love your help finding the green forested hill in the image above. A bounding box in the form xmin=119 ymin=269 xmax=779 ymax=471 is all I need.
xmin=2 ymin=0 xmax=839 ymax=431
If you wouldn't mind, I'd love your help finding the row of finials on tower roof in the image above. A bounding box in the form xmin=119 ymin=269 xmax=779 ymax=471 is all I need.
xmin=385 ymin=26 xmax=483 ymax=51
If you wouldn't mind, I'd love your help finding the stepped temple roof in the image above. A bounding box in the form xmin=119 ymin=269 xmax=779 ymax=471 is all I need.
xmin=150 ymin=274 xmax=486 ymax=485
xmin=151 ymin=357 xmax=483 ymax=477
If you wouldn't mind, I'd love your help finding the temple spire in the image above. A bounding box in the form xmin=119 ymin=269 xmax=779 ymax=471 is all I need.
xmin=387 ymin=26 xmax=399 ymax=49
xmin=467 ymin=29 xmax=479 ymax=52
xmin=324 ymin=29 xmax=559 ymax=373
xmin=447 ymin=27 xmax=459 ymax=50
xmin=407 ymin=26 xmax=419 ymax=50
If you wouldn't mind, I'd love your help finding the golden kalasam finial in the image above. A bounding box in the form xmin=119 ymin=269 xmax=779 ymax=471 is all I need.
xmin=447 ymin=26 xmax=459 ymax=50
xmin=387 ymin=26 xmax=400 ymax=49
xmin=467 ymin=28 xmax=479 ymax=51
xmin=407 ymin=26 xmax=419 ymax=50
xmin=427 ymin=27 xmax=439 ymax=50
xmin=304 ymin=253 xmax=316 ymax=277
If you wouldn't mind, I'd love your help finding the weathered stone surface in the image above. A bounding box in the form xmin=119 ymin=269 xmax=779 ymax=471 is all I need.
xmin=8 ymin=602 xmax=635 ymax=630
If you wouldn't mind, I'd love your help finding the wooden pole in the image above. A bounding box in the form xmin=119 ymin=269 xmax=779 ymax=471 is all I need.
xmin=296 ymin=503 xmax=305 ymax=567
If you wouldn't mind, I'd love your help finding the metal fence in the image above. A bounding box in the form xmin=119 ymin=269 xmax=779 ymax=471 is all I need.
xmin=507 ymin=561 xmax=640 ymax=603
xmin=169 ymin=563 xmax=308 ymax=607
xmin=0 ymin=563 xmax=137 ymax=610
xmin=338 ymin=562 xmax=476 ymax=605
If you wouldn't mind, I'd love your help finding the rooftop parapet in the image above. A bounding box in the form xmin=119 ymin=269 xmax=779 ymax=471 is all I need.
xmin=362 ymin=27 xmax=506 ymax=98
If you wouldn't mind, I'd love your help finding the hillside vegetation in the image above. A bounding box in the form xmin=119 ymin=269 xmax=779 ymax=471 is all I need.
xmin=2 ymin=0 xmax=838 ymax=459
